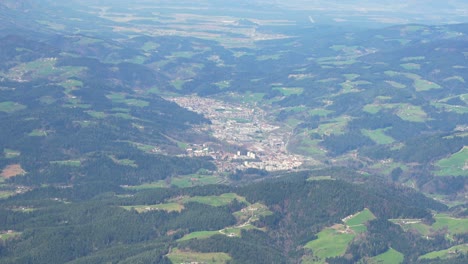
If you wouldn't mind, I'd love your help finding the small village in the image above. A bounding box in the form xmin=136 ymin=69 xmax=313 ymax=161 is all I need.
xmin=167 ymin=96 xmax=306 ymax=172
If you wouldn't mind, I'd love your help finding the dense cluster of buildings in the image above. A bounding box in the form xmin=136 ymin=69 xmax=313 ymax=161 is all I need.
xmin=168 ymin=96 xmax=305 ymax=172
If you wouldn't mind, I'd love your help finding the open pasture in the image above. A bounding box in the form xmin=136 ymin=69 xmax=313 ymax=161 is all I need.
xmin=304 ymin=226 xmax=355 ymax=262
xmin=418 ymin=244 xmax=468 ymax=260
xmin=4 ymin=149 xmax=20 ymax=158
xmin=369 ymin=248 xmax=404 ymax=264
xmin=0 ymin=102 xmax=26 ymax=113
xmin=435 ymin=146 xmax=468 ymax=176
xmin=121 ymin=202 xmax=184 ymax=213
xmin=392 ymin=214 xmax=468 ymax=238
xmin=361 ymin=129 xmax=395 ymax=145
xmin=167 ymin=248 xmax=231 ymax=264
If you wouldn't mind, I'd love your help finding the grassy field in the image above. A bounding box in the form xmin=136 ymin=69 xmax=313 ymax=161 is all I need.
xmin=0 ymin=101 xmax=26 ymax=113
xmin=121 ymin=202 xmax=184 ymax=213
xmin=124 ymin=98 xmax=149 ymax=107
xmin=7 ymin=59 xmax=85 ymax=81
xmin=395 ymin=104 xmax=428 ymax=122
xmin=308 ymin=108 xmax=333 ymax=117
xmin=363 ymin=104 xmax=383 ymax=114
xmin=340 ymin=81 xmax=361 ymax=94
xmin=361 ymin=129 xmax=395 ymax=145
xmin=232 ymin=202 xmax=272 ymax=223
xmin=171 ymin=79 xmax=186 ymax=90
xmin=124 ymin=182 xmax=167 ymax=190
xmin=28 ymin=129 xmax=48 ymax=137
xmin=85 ymin=110 xmax=107 ymax=119
xmin=343 ymin=73 xmax=360 ymax=80
xmin=307 ymin=176 xmax=334 ymax=181
xmin=0 ymin=232 xmax=21 ymax=241
xmin=370 ymin=161 xmax=407 ymax=176
xmin=141 ymin=41 xmax=160 ymax=52
xmin=106 ymin=92 xmax=149 ymax=107
xmin=122 ymin=141 xmax=157 ymax=153
xmin=291 ymin=136 xmax=327 ymax=157
xmin=435 ymin=146 xmax=468 ymax=176
xmin=177 ymin=230 xmax=220 ymax=242
xmin=400 ymin=63 xmax=420 ymax=70
xmin=4 ymin=149 xmax=20 ymax=159
xmin=182 ymin=193 xmax=247 ymax=207
xmin=273 ymin=87 xmax=304 ymax=96
xmin=304 ymin=227 xmax=355 ymax=262
xmin=121 ymin=193 xmax=247 ymax=213
xmin=418 ymin=244 xmax=468 ymax=260
xmin=431 ymin=101 xmax=468 ymax=114
xmin=385 ymin=80 xmax=406 ymax=88
xmin=214 ymin=80 xmax=231 ymax=89
xmin=303 ymin=208 xmax=376 ymax=262
xmin=59 ymin=79 xmax=83 ymax=89
xmin=179 ymin=202 xmax=270 ymax=242
xmin=392 ymin=214 xmax=468 ymax=238
xmin=414 ymin=79 xmax=441 ymax=91
xmin=345 ymin=208 xmax=376 ymax=233
xmin=313 ymin=116 xmax=351 ymax=136
xmin=167 ymin=248 xmax=231 ymax=264
xmin=169 ymin=51 xmax=197 ymax=58
xmin=369 ymin=248 xmax=404 ymax=264
xmin=401 ymin=56 xmax=425 ymax=62
xmin=221 ymin=224 xmax=257 ymax=236
xmin=112 ymin=112 xmax=133 ymax=119
xmin=316 ymin=56 xmax=357 ymax=66
xmin=124 ymin=174 xmax=222 ymax=189
xmin=432 ymin=214 xmax=468 ymax=235
xmin=384 ymin=70 xmax=441 ymax=91
xmin=110 ymin=156 xmax=138 ymax=168
xmin=257 ymin=54 xmax=281 ymax=60
xmin=0 ymin=191 xmax=15 ymax=199
xmin=443 ymin=76 xmax=465 ymax=83
xmin=39 ymin=96 xmax=56 ymax=105
xmin=171 ymin=174 xmax=222 ymax=188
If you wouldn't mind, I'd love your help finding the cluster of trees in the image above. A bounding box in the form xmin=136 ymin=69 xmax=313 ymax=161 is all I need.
xmin=0 ymin=172 xmax=458 ymax=263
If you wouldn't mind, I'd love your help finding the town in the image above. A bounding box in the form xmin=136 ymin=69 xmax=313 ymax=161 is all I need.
xmin=167 ymin=96 xmax=309 ymax=172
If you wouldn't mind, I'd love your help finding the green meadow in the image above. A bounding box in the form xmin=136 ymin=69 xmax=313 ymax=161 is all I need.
xmin=418 ymin=244 xmax=468 ymax=260
xmin=369 ymin=248 xmax=404 ymax=264
xmin=345 ymin=208 xmax=376 ymax=233
xmin=435 ymin=146 xmax=468 ymax=176
xmin=385 ymin=80 xmax=406 ymax=88
xmin=106 ymin=92 xmax=149 ymax=107
xmin=177 ymin=230 xmax=220 ymax=241
xmin=273 ymin=87 xmax=304 ymax=96
xmin=121 ymin=202 xmax=184 ymax=213
xmin=361 ymin=129 xmax=395 ymax=145
xmin=304 ymin=227 xmax=355 ymax=263
xmin=304 ymin=209 xmax=376 ymax=263
xmin=4 ymin=149 xmax=20 ymax=158
xmin=182 ymin=193 xmax=247 ymax=207
xmin=167 ymin=248 xmax=231 ymax=264
xmin=0 ymin=102 xmax=26 ymax=113
xmin=28 ymin=129 xmax=48 ymax=137
xmin=392 ymin=214 xmax=468 ymax=238
xmin=110 ymin=156 xmax=138 ymax=168
xmin=400 ymin=63 xmax=420 ymax=70
xmin=0 ymin=232 xmax=21 ymax=241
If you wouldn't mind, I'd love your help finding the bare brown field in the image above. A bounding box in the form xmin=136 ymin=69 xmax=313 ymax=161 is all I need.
xmin=1 ymin=164 xmax=26 ymax=178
